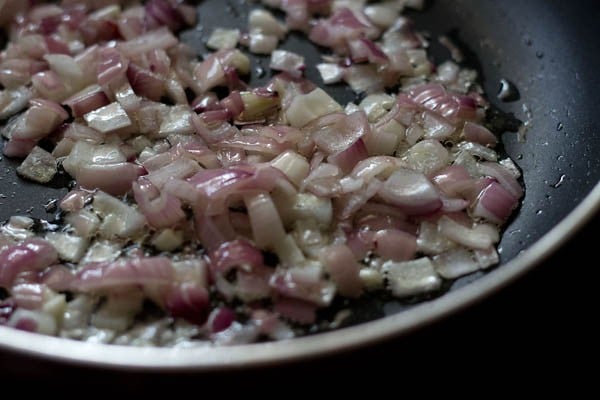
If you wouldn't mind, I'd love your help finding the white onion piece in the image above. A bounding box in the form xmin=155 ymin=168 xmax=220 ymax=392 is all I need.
xmin=378 ymin=168 xmax=442 ymax=215
xmin=433 ymin=248 xmax=479 ymax=279
xmin=457 ymin=141 xmax=498 ymax=162
xmin=402 ymin=139 xmax=449 ymax=175
xmin=474 ymin=247 xmax=500 ymax=269
xmin=351 ymin=156 xmax=404 ymax=181
xmin=92 ymin=191 xmax=146 ymax=239
xmin=422 ymin=111 xmax=455 ymax=140
xmin=316 ymin=63 xmax=344 ymax=84
xmin=270 ymin=50 xmax=305 ymax=77
xmin=43 ymin=54 xmax=86 ymax=90
xmin=45 ymin=232 xmax=88 ymax=263
xmin=65 ymin=210 xmax=100 ymax=239
xmin=248 ymin=32 xmax=279 ymax=55
xmin=438 ymin=216 xmax=499 ymax=250
xmin=16 ymin=146 xmax=57 ymax=183
xmin=270 ymin=150 xmax=310 ymax=187
xmin=245 ymin=192 xmax=287 ymax=251
xmin=84 ymin=102 xmax=132 ymax=133
xmin=207 ymin=28 xmax=240 ymax=50
xmin=498 ymin=157 xmax=521 ymax=179
xmin=364 ymin=4 xmax=399 ymax=28
xmin=249 ymin=9 xmax=287 ymax=39
xmin=0 ymin=87 xmax=32 ymax=120
xmin=286 ymin=87 xmax=342 ymax=127
xmin=7 ymin=309 xmax=57 ymax=335
xmin=343 ymin=64 xmax=383 ymax=94
xmin=416 ymin=221 xmax=456 ymax=255
xmin=383 ymin=257 xmax=441 ymax=298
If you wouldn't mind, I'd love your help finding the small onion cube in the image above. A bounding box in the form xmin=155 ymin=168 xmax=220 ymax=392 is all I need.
xmin=316 ymin=63 xmax=344 ymax=84
xmin=269 ymin=50 xmax=305 ymax=77
xmin=84 ymin=102 xmax=132 ymax=133
xmin=285 ymin=87 xmax=342 ymax=128
xmin=248 ymin=32 xmax=279 ymax=55
xmin=207 ymin=28 xmax=240 ymax=50
xmin=378 ymin=169 xmax=442 ymax=215
xmin=383 ymin=257 xmax=441 ymax=298
xmin=432 ymin=248 xmax=480 ymax=279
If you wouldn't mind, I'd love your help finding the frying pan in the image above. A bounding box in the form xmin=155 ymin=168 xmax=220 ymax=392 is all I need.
xmin=0 ymin=0 xmax=599 ymax=370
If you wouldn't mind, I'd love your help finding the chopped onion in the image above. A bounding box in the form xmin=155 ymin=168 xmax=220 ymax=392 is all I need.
xmin=438 ymin=215 xmax=499 ymax=250
xmin=471 ymin=181 xmax=518 ymax=224
xmin=207 ymin=28 xmax=241 ymax=50
xmin=378 ymin=168 xmax=442 ymax=215
xmin=0 ymin=0 xmax=524 ymax=345
xmin=83 ymin=102 xmax=132 ymax=133
xmin=286 ymin=87 xmax=343 ymax=127
xmin=383 ymin=257 xmax=441 ymax=298
xmin=319 ymin=244 xmax=362 ymax=297
xmin=0 ymin=238 xmax=58 ymax=287
xmin=270 ymin=50 xmax=305 ymax=77
xmin=16 ymin=146 xmax=57 ymax=183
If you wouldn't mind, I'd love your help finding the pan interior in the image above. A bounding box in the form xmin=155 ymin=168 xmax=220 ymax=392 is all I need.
xmin=0 ymin=0 xmax=599 ymax=360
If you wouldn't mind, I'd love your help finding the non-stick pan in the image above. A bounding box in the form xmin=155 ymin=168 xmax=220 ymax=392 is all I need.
xmin=0 ymin=0 xmax=599 ymax=370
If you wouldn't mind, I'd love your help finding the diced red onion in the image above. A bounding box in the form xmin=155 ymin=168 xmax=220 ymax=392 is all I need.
xmin=270 ymin=268 xmax=335 ymax=307
xmin=194 ymin=212 xmax=237 ymax=252
xmin=165 ymin=283 xmax=209 ymax=325
xmin=74 ymin=162 xmax=144 ymax=195
xmin=208 ymin=307 xmax=236 ymax=333
xmin=373 ymin=229 xmax=417 ymax=262
xmin=127 ymin=63 xmax=166 ymax=101
xmin=0 ymin=239 xmax=58 ymax=288
xmin=209 ymin=239 xmax=264 ymax=276
xmin=311 ymin=111 xmax=369 ymax=154
xmin=72 ymin=256 xmax=174 ymax=292
xmin=319 ymin=244 xmax=362 ymax=297
xmin=463 ymin=121 xmax=497 ymax=147
xmin=63 ymin=85 xmax=110 ymax=117
xmin=145 ymin=0 xmax=186 ymax=32
xmin=119 ymin=27 xmax=178 ymax=58
xmin=478 ymin=161 xmax=523 ymax=199
xmin=327 ymin=138 xmax=368 ymax=174
xmin=348 ymin=38 xmax=389 ymax=64
xmin=378 ymin=168 xmax=442 ymax=215
xmin=273 ymin=297 xmax=316 ymax=325
xmin=471 ymin=181 xmax=519 ymax=224
xmin=133 ymin=178 xmax=185 ymax=229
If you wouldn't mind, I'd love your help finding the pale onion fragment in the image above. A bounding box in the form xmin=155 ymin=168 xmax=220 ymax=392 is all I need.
xmin=84 ymin=102 xmax=132 ymax=133
xmin=383 ymin=257 xmax=441 ymax=297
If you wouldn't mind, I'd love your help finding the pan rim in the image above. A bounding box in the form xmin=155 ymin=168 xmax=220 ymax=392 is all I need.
xmin=1 ymin=181 xmax=599 ymax=370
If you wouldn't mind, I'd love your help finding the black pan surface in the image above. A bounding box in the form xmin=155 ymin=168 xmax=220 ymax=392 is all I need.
xmin=0 ymin=0 xmax=599 ymax=372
